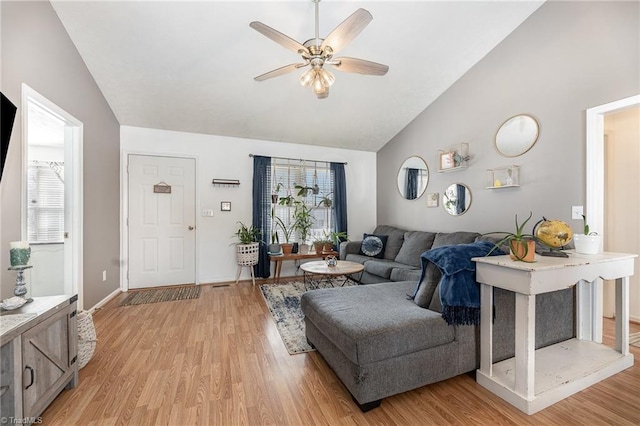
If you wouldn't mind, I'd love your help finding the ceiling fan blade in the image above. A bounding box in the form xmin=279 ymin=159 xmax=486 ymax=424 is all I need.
xmin=250 ymin=21 xmax=307 ymax=54
xmin=321 ymin=8 xmax=372 ymax=55
xmin=331 ymin=57 xmax=389 ymax=76
xmin=254 ymin=63 xmax=307 ymax=82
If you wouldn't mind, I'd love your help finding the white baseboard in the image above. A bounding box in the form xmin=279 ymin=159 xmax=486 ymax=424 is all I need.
xmin=86 ymin=288 xmax=121 ymax=313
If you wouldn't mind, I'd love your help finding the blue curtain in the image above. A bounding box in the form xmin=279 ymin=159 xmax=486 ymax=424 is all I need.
xmin=456 ymin=184 xmax=466 ymax=215
xmin=331 ymin=162 xmax=347 ymax=249
xmin=252 ymin=155 xmax=271 ymax=278
xmin=405 ymin=168 xmax=418 ymax=200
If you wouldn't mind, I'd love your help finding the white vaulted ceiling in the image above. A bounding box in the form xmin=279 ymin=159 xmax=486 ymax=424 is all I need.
xmin=51 ymin=1 xmax=544 ymax=152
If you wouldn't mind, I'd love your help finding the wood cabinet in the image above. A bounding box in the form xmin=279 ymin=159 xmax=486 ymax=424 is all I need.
xmin=0 ymin=295 xmax=78 ymax=422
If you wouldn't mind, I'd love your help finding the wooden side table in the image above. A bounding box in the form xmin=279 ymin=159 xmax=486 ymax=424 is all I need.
xmin=269 ymin=251 xmax=338 ymax=283
xmin=473 ymin=251 xmax=637 ymax=414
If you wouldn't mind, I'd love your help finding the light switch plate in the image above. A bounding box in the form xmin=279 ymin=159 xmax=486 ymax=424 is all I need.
xmin=571 ymin=205 xmax=583 ymax=219
xmin=202 ymin=209 xmax=214 ymax=217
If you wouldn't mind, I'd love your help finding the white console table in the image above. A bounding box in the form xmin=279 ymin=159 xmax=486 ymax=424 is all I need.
xmin=473 ymin=251 xmax=636 ymax=415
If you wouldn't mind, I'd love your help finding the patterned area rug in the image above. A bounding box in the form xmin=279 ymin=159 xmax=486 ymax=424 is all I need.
xmin=119 ymin=285 xmax=201 ymax=306
xmin=260 ymin=279 xmax=354 ymax=355
xmin=630 ymin=331 xmax=640 ymax=348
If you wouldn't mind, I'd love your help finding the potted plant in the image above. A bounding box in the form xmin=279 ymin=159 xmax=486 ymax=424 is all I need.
xmin=485 ymin=212 xmax=536 ymax=262
xmin=313 ymin=234 xmax=333 ymax=254
xmin=274 ymin=216 xmax=298 ymax=255
xmin=234 ymin=221 xmax=261 ymax=269
xmin=573 ymin=214 xmax=601 ymax=254
xmin=329 ymin=230 xmax=348 ymax=252
xmin=293 ymin=202 xmax=315 ymax=253
xmin=271 ymin=182 xmax=283 ymax=204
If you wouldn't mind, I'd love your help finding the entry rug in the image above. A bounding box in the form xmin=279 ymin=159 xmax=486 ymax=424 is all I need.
xmin=119 ymin=285 xmax=201 ymax=306
xmin=630 ymin=331 xmax=640 ymax=348
xmin=260 ymin=280 xmax=353 ymax=355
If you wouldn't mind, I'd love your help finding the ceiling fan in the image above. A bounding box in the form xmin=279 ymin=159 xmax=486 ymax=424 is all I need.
xmin=250 ymin=0 xmax=389 ymax=99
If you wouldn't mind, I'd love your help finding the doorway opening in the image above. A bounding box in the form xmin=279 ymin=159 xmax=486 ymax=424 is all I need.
xmin=21 ymin=84 xmax=83 ymax=307
xmin=586 ymin=94 xmax=640 ymax=330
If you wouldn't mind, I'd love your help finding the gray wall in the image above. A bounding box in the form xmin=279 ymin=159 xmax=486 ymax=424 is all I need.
xmin=1 ymin=1 xmax=120 ymax=308
xmin=377 ymin=1 xmax=639 ymax=234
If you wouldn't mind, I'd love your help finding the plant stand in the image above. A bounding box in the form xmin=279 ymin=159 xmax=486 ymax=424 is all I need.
xmin=235 ymin=242 xmax=260 ymax=286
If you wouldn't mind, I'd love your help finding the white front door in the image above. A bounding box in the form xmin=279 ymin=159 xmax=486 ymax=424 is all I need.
xmin=128 ymin=155 xmax=196 ymax=288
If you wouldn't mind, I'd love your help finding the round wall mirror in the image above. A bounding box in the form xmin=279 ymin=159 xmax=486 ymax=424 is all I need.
xmin=495 ymin=114 xmax=539 ymax=157
xmin=443 ymin=183 xmax=472 ymax=216
xmin=397 ymin=156 xmax=429 ymax=200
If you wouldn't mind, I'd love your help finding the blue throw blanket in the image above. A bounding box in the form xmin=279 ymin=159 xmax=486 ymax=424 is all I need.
xmin=414 ymin=241 xmax=504 ymax=326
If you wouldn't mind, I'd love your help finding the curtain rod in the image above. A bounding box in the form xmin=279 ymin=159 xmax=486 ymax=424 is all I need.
xmin=249 ymin=153 xmax=347 ymax=165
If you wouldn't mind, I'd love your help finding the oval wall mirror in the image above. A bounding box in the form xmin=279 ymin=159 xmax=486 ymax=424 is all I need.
xmin=495 ymin=114 xmax=539 ymax=157
xmin=397 ymin=156 xmax=429 ymax=200
xmin=443 ymin=183 xmax=472 ymax=216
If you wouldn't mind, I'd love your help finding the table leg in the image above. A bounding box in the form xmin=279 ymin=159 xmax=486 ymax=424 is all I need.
xmin=274 ymin=261 xmax=282 ymax=283
xmin=514 ymin=293 xmax=535 ymax=399
xmin=615 ymin=276 xmax=630 ymax=355
xmin=479 ymin=284 xmax=493 ymax=376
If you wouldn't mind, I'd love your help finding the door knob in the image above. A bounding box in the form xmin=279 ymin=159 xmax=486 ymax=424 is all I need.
xmin=188 ymin=226 xmax=194 ymax=230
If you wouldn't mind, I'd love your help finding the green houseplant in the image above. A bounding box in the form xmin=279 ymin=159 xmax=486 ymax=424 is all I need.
xmin=293 ymin=202 xmax=315 ymax=253
xmin=234 ymin=222 xmax=261 ymax=276
xmin=274 ymin=216 xmax=298 ymax=255
xmin=235 ymin=221 xmax=261 ymax=244
xmin=485 ymin=211 xmax=536 ymax=262
xmin=573 ymin=214 xmax=601 ymax=254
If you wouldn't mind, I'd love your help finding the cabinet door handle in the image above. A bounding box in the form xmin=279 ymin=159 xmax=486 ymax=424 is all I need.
xmin=25 ymin=366 xmax=34 ymax=389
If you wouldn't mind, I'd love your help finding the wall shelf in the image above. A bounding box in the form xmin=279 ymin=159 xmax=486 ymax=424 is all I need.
xmin=437 ymin=142 xmax=469 ymax=173
xmin=486 ymin=165 xmax=520 ymax=189
xmin=212 ymin=179 xmax=240 ymax=187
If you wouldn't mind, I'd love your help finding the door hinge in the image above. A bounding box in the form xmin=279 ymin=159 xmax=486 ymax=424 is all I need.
xmin=71 ymin=356 xmax=77 ymax=365
xmin=70 ymin=294 xmax=78 ymax=304
xmin=64 ymin=232 xmax=69 ymax=239
xmin=70 ymin=310 xmax=77 ymax=318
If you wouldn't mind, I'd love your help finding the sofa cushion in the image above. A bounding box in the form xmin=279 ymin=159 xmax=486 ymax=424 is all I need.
xmin=394 ymin=231 xmax=437 ymax=267
xmin=373 ymin=225 xmax=406 ymax=260
xmin=363 ymin=259 xmax=410 ymax=280
xmin=389 ymin=267 xmax=421 ymax=282
xmin=300 ymin=281 xmax=456 ymax=364
xmin=344 ymin=253 xmax=374 ymax=265
xmin=412 ymin=231 xmax=481 ymax=308
xmin=433 ymin=231 xmax=480 ymax=247
xmin=359 ymin=234 xmax=388 ymax=259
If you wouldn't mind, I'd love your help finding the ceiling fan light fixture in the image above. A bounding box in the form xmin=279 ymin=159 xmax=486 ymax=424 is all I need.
xmin=300 ymin=68 xmax=316 ymax=87
xmin=319 ymin=68 xmax=335 ymax=87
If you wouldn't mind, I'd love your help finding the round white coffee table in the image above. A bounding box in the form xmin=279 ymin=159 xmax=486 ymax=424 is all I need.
xmin=300 ymin=260 xmax=364 ymax=289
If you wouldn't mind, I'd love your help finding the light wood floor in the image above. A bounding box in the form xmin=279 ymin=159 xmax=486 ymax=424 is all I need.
xmin=43 ymin=280 xmax=640 ymax=425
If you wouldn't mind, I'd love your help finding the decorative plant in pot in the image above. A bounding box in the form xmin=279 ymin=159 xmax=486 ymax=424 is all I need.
xmin=293 ymin=202 xmax=315 ymax=254
xmin=329 ymin=230 xmax=348 ymax=252
xmin=234 ymin=221 xmax=261 ymax=267
xmin=485 ymin=212 xmax=536 ymax=262
xmin=573 ymin=214 xmax=601 ymax=255
xmin=313 ymin=233 xmax=333 ymax=254
xmin=274 ymin=216 xmax=298 ymax=255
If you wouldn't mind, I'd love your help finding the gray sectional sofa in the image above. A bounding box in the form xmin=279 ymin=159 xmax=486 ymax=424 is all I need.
xmin=339 ymin=225 xmax=480 ymax=284
xmin=301 ymin=225 xmax=574 ymax=411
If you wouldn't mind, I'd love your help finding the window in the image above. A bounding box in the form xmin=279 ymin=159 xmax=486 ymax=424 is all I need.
xmin=271 ymin=159 xmax=334 ymax=244
xmin=27 ymin=160 xmax=64 ymax=243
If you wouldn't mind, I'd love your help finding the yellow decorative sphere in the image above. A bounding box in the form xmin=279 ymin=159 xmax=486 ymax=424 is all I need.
xmin=535 ymin=219 xmax=573 ymax=248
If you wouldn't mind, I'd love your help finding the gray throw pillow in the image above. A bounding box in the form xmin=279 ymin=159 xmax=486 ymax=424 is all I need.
xmin=394 ymin=231 xmax=436 ymax=267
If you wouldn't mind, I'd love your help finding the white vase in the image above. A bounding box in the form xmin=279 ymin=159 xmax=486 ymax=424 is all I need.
xmin=573 ymin=234 xmax=601 ymax=255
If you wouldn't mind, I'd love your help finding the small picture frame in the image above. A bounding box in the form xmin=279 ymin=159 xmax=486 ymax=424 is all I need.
xmin=440 ymin=151 xmax=455 ymax=170
xmin=426 ymin=192 xmax=439 ymax=208
xmin=220 ymin=201 xmax=231 ymax=211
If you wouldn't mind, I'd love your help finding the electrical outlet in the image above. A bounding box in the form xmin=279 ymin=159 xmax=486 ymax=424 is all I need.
xmin=572 ymin=205 xmax=584 ymax=220
xmin=102 ymin=270 xmax=107 ymax=281
xmin=202 ymin=209 xmax=214 ymax=217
